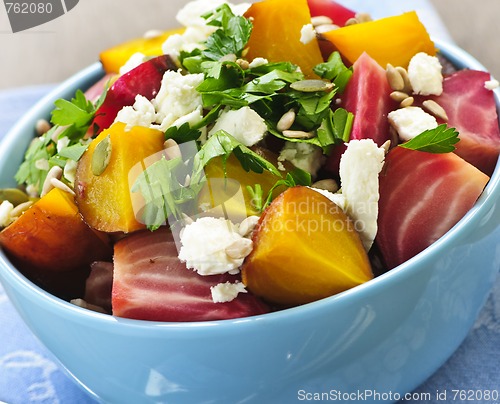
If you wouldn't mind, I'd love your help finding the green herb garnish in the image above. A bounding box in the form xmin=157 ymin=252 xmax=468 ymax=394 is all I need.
xmin=399 ymin=124 xmax=460 ymax=153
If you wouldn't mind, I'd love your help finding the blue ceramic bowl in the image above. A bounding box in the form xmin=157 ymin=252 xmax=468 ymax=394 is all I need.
xmin=0 ymin=40 xmax=499 ymax=404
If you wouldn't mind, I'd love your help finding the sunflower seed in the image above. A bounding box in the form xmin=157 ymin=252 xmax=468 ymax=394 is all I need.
xmin=390 ymin=91 xmax=410 ymax=102
xmin=225 ymin=238 xmax=253 ymax=260
xmin=92 ymin=135 xmax=112 ymax=176
xmin=10 ymin=201 xmax=33 ymax=217
xmin=422 ymin=99 xmax=448 ymax=121
xmin=50 ymin=178 xmax=75 ymax=196
xmin=0 ymin=188 xmax=30 ymax=206
xmin=236 ymin=58 xmax=250 ymax=70
xmin=35 ymin=119 xmax=51 ymax=136
xmin=381 ymin=140 xmax=391 ymax=154
xmin=311 ymin=16 xmax=333 ymax=27
xmin=311 ymin=179 xmax=339 ymax=193
xmin=290 ymin=79 xmax=334 ymax=93
xmin=395 ymin=66 xmax=412 ymax=94
xmin=282 ymin=130 xmax=315 ymax=139
xmin=345 ymin=17 xmax=359 ymax=26
xmin=400 ymin=96 xmax=414 ymax=108
xmin=277 ymin=109 xmax=296 ymax=132
xmin=238 ymin=215 xmax=260 ymax=237
xmin=315 ymin=24 xmax=339 ymax=34
xmin=41 ymin=166 xmax=63 ymax=197
xmin=386 ymin=64 xmax=404 ymax=91
xmin=355 ymin=12 xmax=373 ymax=23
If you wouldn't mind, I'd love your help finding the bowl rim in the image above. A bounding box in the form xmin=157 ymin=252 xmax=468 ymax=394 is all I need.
xmin=0 ymin=39 xmax=499 ymax=331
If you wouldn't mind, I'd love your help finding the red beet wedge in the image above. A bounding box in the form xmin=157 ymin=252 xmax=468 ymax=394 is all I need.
xmin=93 ymin=55 xmax=177 ymax=133
xmin=112 ymin=228 xmax=269 ymax=322
xmin=376 ymin=146 xmax=490 ymax=269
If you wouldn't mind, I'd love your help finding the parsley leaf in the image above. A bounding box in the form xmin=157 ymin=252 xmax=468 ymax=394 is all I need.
xmin=399 ymin=124 xmax=460 ymax=153
xmin=192 ymin=131 xmax=282 ymax=183
xmin=202 ymin=4 xmax=252 ymax=61
xmin=313 ymin=52 xmax=353 ymax=94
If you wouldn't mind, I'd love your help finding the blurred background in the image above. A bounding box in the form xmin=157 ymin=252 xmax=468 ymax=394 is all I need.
xmin=0 ymin=0 xmax=499 ymax=90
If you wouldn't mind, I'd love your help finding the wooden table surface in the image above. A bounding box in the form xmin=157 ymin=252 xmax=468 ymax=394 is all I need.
xmin=0 ymin=0 xmax=499 ymax=89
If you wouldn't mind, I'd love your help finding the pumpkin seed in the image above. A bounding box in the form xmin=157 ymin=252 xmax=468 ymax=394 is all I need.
xmin=92 ymin=135 xmax=112 ymax=176
xmin=0 ymin=188 xmax=30 ymax=206
xmin=290 ymin=79 xmax=334 ymax=93
xmin=282 ymin=130 xmax=315 ymax=139
xmin=277 ymin=109 xmax=296 ymax=132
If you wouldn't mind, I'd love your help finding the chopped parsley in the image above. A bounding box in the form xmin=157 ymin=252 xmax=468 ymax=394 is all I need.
xmin=399 ymin=124 xmax=460 ymax=153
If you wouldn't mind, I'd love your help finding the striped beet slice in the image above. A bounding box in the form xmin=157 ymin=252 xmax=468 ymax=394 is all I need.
xmin=112 ymin=228 xmax=269 ymax=322
xmin=376 ymin=147 xmax=489 ymax=269
xmin=425 ymin=70 xmax=500 ymax=176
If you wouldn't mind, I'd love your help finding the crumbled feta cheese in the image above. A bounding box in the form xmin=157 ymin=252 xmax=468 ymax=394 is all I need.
xmin=119 ymin=52 xmax=146 ymax=75
xmin=114 ymin=71 xmax=204 ymax=132
xmin=300 ymin=23 xmax=316 ymax=45
xmin=339 ymin=139 xmax=385 ymax=251
xmin=176 ymin=0 xmax=226 ymax=27
xmin=248 ymin=57 xmax=269 ymax=69
xmin=211 ymin=281 xmax=247 ymax=303
xmin=208 ymin=107 xmax=267 ymax=147
xmin=485 ymin=78 xmax=499 ymax=90
xmin=309 ymin=187 xmax=346 ymax=212
xmin=388 ymin=106 xmax=438 ymax=142
xmin=0 ymin=200 xmax=14 ymax=228
xmin=278 ymin=142 xmax=325 ymax=178
xmin=407 ymin=52 xmax=443 ymax=96
xmin=115 ymin=95 xmax=157 ymax=130
xmin=179 ymin=217 xmax=253 ymax=275
xmin=153 ymin=70 xmax=205 ymax=131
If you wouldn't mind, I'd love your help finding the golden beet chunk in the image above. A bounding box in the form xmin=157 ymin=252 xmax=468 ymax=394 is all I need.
xmin=0 ymin=188 xmax=111 ymax=274
xmin=75 ymin=122 xmax=166 ymax=233
xmin=242 ymin=186 xmax=373 ymax=306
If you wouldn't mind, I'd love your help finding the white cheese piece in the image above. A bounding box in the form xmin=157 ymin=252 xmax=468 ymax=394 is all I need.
xmin=211 ymin=281 xmax=247 ymax=303
xmin=0 ymin=201 xmax=14 ymax=228
xmin=485 ymin=78 xmax=499 ymax=90
xmin=309 ymin=187 xmax=347 ymax=212
xmin=119 ymin=52 xmax=146 ymax=75
xmin=407 ymin=52 xmax=443 ymax=96
xmin=153 ymin=70 xmax=205 ymax=132
xmin=339 ymin=139 xmax=385 ymax=251
xmin=115 ymin=95 xmax=157 ymax=130
xmin=248 ymin=57 xmax=269 ymax=69
xmin=300 ymin=23 xmax=316 ymax=45
xmin=388 ymin=106 xmax=438 ymax=142
xmin=115 ymin=71 xmax=204 ymax=132
xmin=208 ymin=107 xmax=267 ymax=147
xmin=179 ymin=217 xmax=252 ymax=275
xmin=278 ymin=142 xmax=325 ymax=179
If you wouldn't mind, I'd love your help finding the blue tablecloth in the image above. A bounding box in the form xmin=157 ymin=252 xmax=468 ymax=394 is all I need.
xmin=0 ymin=1 xmax=499 ymax=403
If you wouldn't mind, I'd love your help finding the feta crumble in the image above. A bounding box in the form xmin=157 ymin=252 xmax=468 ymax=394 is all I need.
xmin=179 ymin=217 xmax=253 ymax=276
xmin=407 ymin=52 xmax=443 ymax=96
xmin=208 ymin=107 xmax=267 ymax=147
xmin=485 ymin=78 xmax=499 ymax=90
xmin=338 ymin=139 xmax=385 ymax=251
xmin=119 ymin=52 xmax=147 ymax=75
xmin=0 ymin=200 xmax=14 ymax=228
xmin=211 ymin=281 xmax=247 ymax=303
xmin=300 ymin=23 xmax=316 ymax=45
xmin=309 ymin=187 xmax=346 ymax=212
xmin=388 ymin=106 xmax=438 ymax=142
xmin=114 ymin=70 xmax=205 ymax=132
xmin=278 ymin=142 xmax=325 ymax=179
